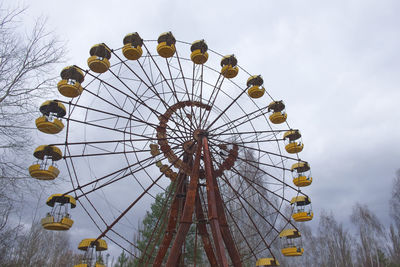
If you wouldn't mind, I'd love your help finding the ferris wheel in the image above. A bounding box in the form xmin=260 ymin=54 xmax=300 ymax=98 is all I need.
xmin=29 ymin=32 xmax=314 ymax=266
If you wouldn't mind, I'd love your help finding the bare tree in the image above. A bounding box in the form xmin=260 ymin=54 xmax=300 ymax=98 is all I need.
xmin=0 ymin=4 xmax=65 ymax=262
xmin=0 ymin=4 xmax=64 ymax=173
xmin=0 ymin=222 xmax=81 ymax=267
xmin=314 ymin=211 xmax=354 ymax=267
xmin=0 ymin=3 xmax=64 ymax=214
xmin=390 ymin=170 xmax=400 ymax=229
xmin=388 ymin=169 xmax=400 ymax=264
xmin=296 ymin=223 xmax=319 ymax=267
xmin=351 ymin=203 xmax=387 ymax=267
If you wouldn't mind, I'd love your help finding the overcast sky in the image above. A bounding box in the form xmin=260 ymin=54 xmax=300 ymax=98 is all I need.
xmin=19 ymin=0 xmax=400 ymax=261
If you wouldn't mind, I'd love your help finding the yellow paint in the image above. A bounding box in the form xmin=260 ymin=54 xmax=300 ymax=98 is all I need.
xmin=78 ymin=238 xmax=108 ymax=251
xmin=29 ymin=164 xmax=60 ymax=180
xmin=248 ymin=86 xmax=265 ymax=98
xmin=87 ymin=56 xmax=110 ymax=73
xmin=33 ymin=145 xmax=62 ymax=161
xmin=35 ymin=116 xmax=64 ymax=134
xmin=122 ymin=44 xmax=143 ymax=60
xmin=292 ymin=211 xmax=313 ymax=222
xmin=256 ymin=258 xmax=280 ymax=266
xmin=221 ymin=65 xmax=239 ymax=78
xmin=190 ymin=49 xmax=209 ymax=64
xmin=269 ymin=112 xmax=287 ymax=124
xmin=285 ymin=142 xmax=304 ymax=154
xmin=293 ymin=176 xmax=312 ymax=187
xmin=281 ymin=247 xmax=304 ymax=256
xmin=157 ymin=42 xmax=176 ymax=58
xmin=41 ymin=216 xmax=74 ymax=231
xmin=57 ymin=79 xmax=84 ymax=98
xmin=46 ymin=194 xmax=77 ymax=208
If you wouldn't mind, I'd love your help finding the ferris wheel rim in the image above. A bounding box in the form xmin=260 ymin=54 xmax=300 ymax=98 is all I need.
xmin=37 ymin=34 xmax=313 ymax=265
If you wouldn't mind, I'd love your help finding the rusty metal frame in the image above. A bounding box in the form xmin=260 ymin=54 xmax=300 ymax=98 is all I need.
xmin=203 ymin=137 xmax=242 ymax=267
xmin=165 ymin=140 xmax=203 ymax=266
xmin=54 ymin=38 xmax=313 ymax=266
xmin=152 ymin=136 xmax=245 ymax=267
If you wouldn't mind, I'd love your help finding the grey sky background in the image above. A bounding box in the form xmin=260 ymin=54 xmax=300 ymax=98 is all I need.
xmin=19 ymin=0 xmax=400 ymax=260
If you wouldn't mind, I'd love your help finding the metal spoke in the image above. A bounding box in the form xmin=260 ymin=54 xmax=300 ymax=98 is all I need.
xmin=39 ymin=37 xmax=314 ymax=266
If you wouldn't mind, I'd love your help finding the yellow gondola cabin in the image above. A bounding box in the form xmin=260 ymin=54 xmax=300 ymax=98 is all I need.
xmin=157 ymin=32 xmax=176 ymax=58
xmin=190 ymin=40 xmax=209 ymax=64
xmin=291 ymin=162 xmax=312 ymax=187
xmin=41 ymin=194 xmax=76 ymax=230
xmin=87 ymin=44 xmax=111 ymax=73
xmin=74 ymin=238 xmax=107 ymax=267
xmin=122 ymin=32 xmax=143 ymax=60
xmin=29 ymin=145 xmax=62 ymax=180
xmin=35 ymin=100 xmax=66 ymax=134
xmin=279 ymin=229 xmax=304 ymax=256
xmin=57 ymin=65 xmax=85 ymax=98
xmin=247 ymin=75 xmax=265 ymax=98
xmin=283 ymin=130 xmax=303 ymax=154
xmin=220 ymin=54 xmax=239 ymax=78
xmin=268 ymin=101 xmax=287 ymax=124
xmin=291 ymin=196 xmax=313 ymax=222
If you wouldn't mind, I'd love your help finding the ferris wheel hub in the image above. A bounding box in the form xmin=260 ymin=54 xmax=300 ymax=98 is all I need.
xmin=193 ymin=129 xmax=208 ymax=141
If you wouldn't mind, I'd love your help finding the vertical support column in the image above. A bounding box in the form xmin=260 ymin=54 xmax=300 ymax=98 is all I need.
xmin=165 ymin=141 xmax=203 ymax=267
xmin=153 ymin=172 xmax=185 ymax=267
xmin=203 ymin=137 xmax=229 ymax=267
xmin=213 ymin=173 xmax=243 ymax=267
xmin=195 ymin=190 xmax=218 ymax=266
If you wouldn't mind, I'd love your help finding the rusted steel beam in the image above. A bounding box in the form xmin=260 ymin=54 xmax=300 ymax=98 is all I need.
xmin=166 ymin=140 xmax=203 ymax=266
xmin=203 ymin=137 xmax=229 ymax=267
xmin=153 ymin=171 xmax=185 ymax=267
xmin=213 ymin=172 xmax=242 ymax=266
xmin=202 ymin=139 xmax=242 ymax=266
xmin=195 ymin=189 xmax=218 ymax=266
xmin=176 ymin=170 xmax=187 ymax=267
xmin=153 ymin=152 xmax=191 ymax=266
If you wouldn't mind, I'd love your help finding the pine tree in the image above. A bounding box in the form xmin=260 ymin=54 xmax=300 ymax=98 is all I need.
xmin=133 ymin=185 xmax=204 ymax=266
xmin=114 ymin=251 xmax=132 ymax=267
